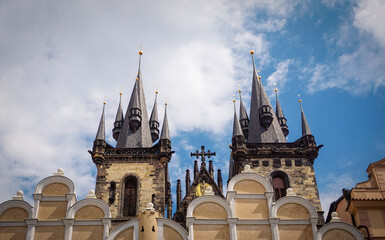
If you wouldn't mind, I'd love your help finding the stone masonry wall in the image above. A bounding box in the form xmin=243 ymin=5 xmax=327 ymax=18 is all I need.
xmin=243 ymin=157 xmax=322 ymax=211
xmin=95 ymin=156 xmax=166 ymax=219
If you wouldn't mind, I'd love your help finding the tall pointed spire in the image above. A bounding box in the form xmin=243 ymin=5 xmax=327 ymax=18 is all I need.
xmin=238 ymin=90 xmax=249 ymax=139
xmin=160 ymin=103 xmax=170 ymax=141
xmin=149 ymin=90 xmax=160 ymax=143
xmin=116 ymin=49 xmax=152 ymax=148
xmin=95 ymin=102 xmax=106 ymax=141
xmin=113 ymin=92 xmax=124 ymax=141
xmin=232 ymin=100 xmax=244 ymax=138
xmin=275 ymin=88 xmax=289 ymax=137
xmin=247 ymin=49 xmax=286 ymax=143
xmin=299 ymin=97 xmax=312 ymax=136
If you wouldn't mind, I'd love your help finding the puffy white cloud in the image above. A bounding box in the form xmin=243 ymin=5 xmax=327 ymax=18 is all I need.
xmin=0 ymin=0 xmax=298 ymax=203
xmin=307 ymin=0 xmax=385 ymax=94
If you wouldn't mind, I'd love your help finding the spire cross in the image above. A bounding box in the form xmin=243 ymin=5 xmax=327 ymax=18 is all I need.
xmin=190 ymin=146 xmax=216 ymax=165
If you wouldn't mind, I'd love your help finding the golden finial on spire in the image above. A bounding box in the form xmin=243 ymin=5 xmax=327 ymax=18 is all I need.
xmin=165 ymin=97 xmax=168 ymax=105
xmin=119 ymin=87 xmax=123 ymax=95
xmin=155 ymin=85 xmax=159 ymax=94
xmin=298 ymin=94 xmax=302 ymax=103
xmin=250 ymin=49 xmax=254 ymax=55
xmin=233 ymin=99 xmax=236 ymax=103
xmin=103 ymin=96 xmax=107 ymax=105
xmin=274 ymin=82 xmax=277 ymax=92
xmin=135 ymin=77 xmax=138 ymax=81
xmin=258 ymin=76 xmax=261 ymax=79
xmin=139 ymin=45 xmax=143 ymax=55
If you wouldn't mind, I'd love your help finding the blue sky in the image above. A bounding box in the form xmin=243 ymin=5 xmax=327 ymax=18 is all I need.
xmin=0 ymin=0 xmax=384 ymax=216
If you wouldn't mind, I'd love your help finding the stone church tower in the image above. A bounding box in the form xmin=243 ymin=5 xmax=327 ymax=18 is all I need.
xmin=229 ymin=50 xmax=324 ymax=224
xmin=89 ymin=50 xmax=174 ymax=226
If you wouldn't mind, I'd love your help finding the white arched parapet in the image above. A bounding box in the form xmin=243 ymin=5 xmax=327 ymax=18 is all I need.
xmin=227 ymin=172 xmax=274 ymax=192
xmin=317 ymin=222 xmax=364 ymax=240
xmin=34 ymin=175 xmax=75 ymax=194
xmin=67 ymin=198 xmax=111 ymax=219
xmin=107 ymin=219 xmax=139 ymax=240
xmin=186 ymin=195 xmax=233 ymax=218
xmin=158 ymin=218 xmax=188 ymax=240
xmin=272 ymin=196 xmax=318 ymax=218
xmin=0 ymin=200 xmax=33 ymax=218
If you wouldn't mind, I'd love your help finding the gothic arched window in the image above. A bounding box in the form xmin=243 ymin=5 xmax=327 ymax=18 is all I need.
xmin=123 ymin=177 xmax=137 ymax=217
xmin=271 ymin=171 xmax=290 ymax=201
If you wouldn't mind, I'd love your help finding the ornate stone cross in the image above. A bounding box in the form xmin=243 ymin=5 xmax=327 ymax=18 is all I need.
xmin=190 ymin=146 xmax=216 ymax=167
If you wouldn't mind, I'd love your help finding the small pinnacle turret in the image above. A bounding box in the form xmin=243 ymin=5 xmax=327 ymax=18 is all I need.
xmin=160 ymin=103 xmax=170 ymax=141
xmin=96 ymin=102 xmax=106 ymax=141
xmin=300 ymin=99 xmax=312 ymax=136
xmin=238 ymin=90 xmax=249 ymax=139
xmin=91 ymin=102 xmax=107 ymax=165
xmin=275 ymin=89 xmax=289 ymax=137
xmin=113 ymin=93 xmax=124 ymax=141
xmin=232 ymin=100 xmax=244 ymax=139
xmin=149 ymin=91 xmax=160 ymax=143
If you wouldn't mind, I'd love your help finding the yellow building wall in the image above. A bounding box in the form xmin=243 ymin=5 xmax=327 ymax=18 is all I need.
xmin=234 ymin=180 xmax=265 ymax=194
xmin=34 ymin=226 xmax=65 ymax=240
xmin=367 ymin=208 xmax=385 ymax=237
xmin=322 ymin=229 xmax=355 ymax=240
xmin=277 ymin=203 xmax=310 ymax=219
xmin=72 ymin=225 xmax=103 ymax=240
xmin=193 ymin=202 xmax=227 ymax=219
xmin=234 ymin=199 xmax=269 ymax=219
xmin=194 ymin=224 xmax=229 ymax=240
xmin=0 ymin=207 xmax=28 ymax=221
xmin=164 ymin=225 xmax=183 ymax=240
xmin=278 ymin=225 xmax=312 ymax=240
xmin=75 ymin=205 xmax=104 ymax=220
xmin=236 ymin=224 xmax=271 ymax=240
xmin=37 ymin=201 xmax=67 ymax=220
xmin=42 ymin=183 xmax=70 ymax=196
xmin=0 ymin=226 xmax=27 ymax=240
xmin=115 ymin=227 xmax=134 ymax=240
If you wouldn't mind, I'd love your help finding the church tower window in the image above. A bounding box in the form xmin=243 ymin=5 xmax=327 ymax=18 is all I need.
xmin=271 ymin=171 xmax=290 ymax=201
xmin=123 ymin=177 xmax=137 ymax=216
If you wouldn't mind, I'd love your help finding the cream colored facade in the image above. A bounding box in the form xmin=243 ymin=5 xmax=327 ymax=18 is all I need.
xmin=0 ymin=167 xmax=364 ymax=240
xmin=329 ymin=158 xmax=385 ymax=239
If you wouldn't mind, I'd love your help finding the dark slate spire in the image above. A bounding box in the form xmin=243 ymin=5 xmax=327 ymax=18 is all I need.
xmin=149 ymin=91 xmax=160 ymax=143
xmin=217 ymin=169 xmax=223 ymax=194
xmin=160 ymin=103 xmax=170 ymax=141
xmin=247 ymin=50 xmax=286 ymax=143
xmin=238 ymin=90 xmax=249 ymax=139
xmin=194 ymin=160 xmax=198 ymax=181
xmin=113 ymin=93 xmax=124 ymax=141
xmin=95 ymin=102 xmax=106 ymax=141
xmin=275 ymin=88 xmax=289 ymax=137
xmin=300 ymin=98 xmax=312 ymax=136
xmin=232 ymin=100 xmax=244 ymax=138
xmin=116 ymin=50 xmax=152 ymax=148
xmin=176 ymin=179 xmax=181 ymax=210
xmin=209 ymin=160 xmax=214 ymax=178
xmin=185 ymin=169 xmax=191 ymax=194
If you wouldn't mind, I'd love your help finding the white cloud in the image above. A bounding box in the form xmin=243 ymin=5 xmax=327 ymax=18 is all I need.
xmin=0 ymin=0 xmax=299 ymax=203
xmin=306 ymin=0 xmax=385 ymax=94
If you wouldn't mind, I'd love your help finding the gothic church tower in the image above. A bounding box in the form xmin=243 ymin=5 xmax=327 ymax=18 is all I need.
xmin=229 ymin=50 xmax=324 ymax=224
xmin=89 ymin=50 xmax=174 ymax=226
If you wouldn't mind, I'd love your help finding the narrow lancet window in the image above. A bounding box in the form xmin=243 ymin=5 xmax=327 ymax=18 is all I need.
xmin=271 ymin=171 xmax=290 ymax=201
xmin=123 ymin=177 xmax=137 ymax=216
